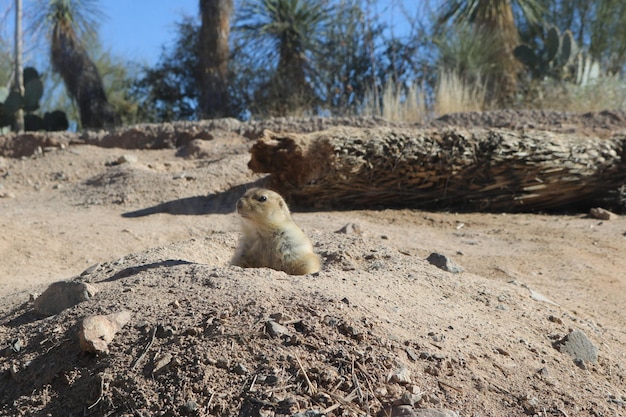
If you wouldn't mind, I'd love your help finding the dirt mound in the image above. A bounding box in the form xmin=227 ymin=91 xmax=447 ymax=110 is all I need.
xmin=3 ymin=110 xmax=626 ymax=159
xmin=429 ymin=109 xmax=626 ymax=138
xmin=1 ymin=231 xmax=625 ymax=417
xmin=1 ymin=111 xmax=625 ymax=417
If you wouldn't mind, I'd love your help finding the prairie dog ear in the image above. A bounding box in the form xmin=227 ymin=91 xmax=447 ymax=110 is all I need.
xmin=278 ymin=198 xmax=290 ymax=215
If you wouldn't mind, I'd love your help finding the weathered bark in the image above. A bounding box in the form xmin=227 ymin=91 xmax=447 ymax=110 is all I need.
xmin=198 ymin=0 xmax=233 ymax=118
xmin=249 ymin=127 xmax=626 ymax=211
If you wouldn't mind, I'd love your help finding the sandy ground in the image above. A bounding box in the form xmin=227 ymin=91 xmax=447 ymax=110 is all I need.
xmin=0 ymin=117 xmax=625 ymax=416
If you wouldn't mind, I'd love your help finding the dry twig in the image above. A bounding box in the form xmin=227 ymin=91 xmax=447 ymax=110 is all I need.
xmin=294 ymin=354 xmax=316 ymax=395
xmin=131 ymin=325 xmax=157 ymax=371
xmin=87 ymin=373 xmax=106 ymax=410
xmin=438 ymin=380 xmax=464 ymax=394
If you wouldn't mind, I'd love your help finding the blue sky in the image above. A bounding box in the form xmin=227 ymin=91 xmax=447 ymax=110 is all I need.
xmin=98 ymin=1 xmax=198 ymax=65
xmin=1 ymin=0 xmax=428 ymax=68
xmin=96 ymin=1 xmax=428 ymax=66
xmin=0 ymin=0 xmax=199 ymax=66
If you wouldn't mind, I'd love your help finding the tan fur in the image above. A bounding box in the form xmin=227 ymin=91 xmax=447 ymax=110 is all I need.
xmin=231 ymin=188 xmax=321 ymax=275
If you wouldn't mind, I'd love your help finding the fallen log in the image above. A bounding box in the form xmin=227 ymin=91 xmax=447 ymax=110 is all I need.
xmin=248 ymin=127 xmax=626 ymax=211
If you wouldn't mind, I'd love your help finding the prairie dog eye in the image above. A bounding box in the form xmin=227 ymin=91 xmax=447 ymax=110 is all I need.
xmin=257 ymin=195 xmax=268 ymax=202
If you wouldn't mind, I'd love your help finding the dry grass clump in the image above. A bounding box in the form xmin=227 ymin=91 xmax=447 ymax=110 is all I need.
xmin=355 ymin=69 xmax=625 ymax=122
xmin=530 ymin=76 xmax=626 ymax=112
xmin=434 ymin=70 xmax=486 ymax=116
xmin=380 ymin=81 xmax=428 ymax=123
xmin=361 ymin=80 xmax=428 ymax=123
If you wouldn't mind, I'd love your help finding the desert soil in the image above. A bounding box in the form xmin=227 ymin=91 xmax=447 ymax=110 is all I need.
xmin=0 ymin=111 xmax=625 ymax=417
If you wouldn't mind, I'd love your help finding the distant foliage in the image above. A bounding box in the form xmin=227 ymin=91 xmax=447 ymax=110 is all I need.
xmin=535 ymin=0 xmax=626 ymax=74
xmin=138 ymin=0 xmax=424 ymax=121
xmin=0 ymin=40 xmax=10 ymax=88
xmin=122 ymin=0 xmax=626 ymax=124
xmin=132 ymin=17 xmax=201 ymax=122
xmin=315 ymin=0 xmax=386 ymax=115
xmin=436 ymin=0 xmax=544 ymax=105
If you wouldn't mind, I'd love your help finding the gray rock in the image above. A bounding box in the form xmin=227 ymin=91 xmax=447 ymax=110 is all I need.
xmin=556 ymin=329 xmax=598 ymax=364
xmin=80 ymin=263 xmax=101 ymax=277
xmin=335 ymin=223 xmax=363 ymax=235
xmin=393 ymin=391 xmax=422 ymax=406
xmin=156 ymin=324 xmax=175 ymax=338
xmin=34 ymin=280 xmax=98 ymax=316
xmin=2 ymin=338 xmax=23 ymax=357
xmin=426 ymin=253 xmax=464 ymax=274
xmin=527 ymin=287 xmax=559 ymax=306
xmin=389 ymin=365 xmax=412 ymax=384
xmin=574 ymin=358 xmax=587 ymax=370
xmin=152 ymin=352 xmax=173 ymax=373
xmin=291 ymin=411 xmax=324 ymax=417
xmin=382 ymin=408 xmax=459 ymax=417
xmin=176 ymin=139 xmax=213 ymax=159
xmin=79 ymin=311 xmax=132 ymax=354
xmin=405 ymin=347 xmax=418 ymax=362
xmin=415 ymin=409 xmax=460 ymax=417
xmin=390 ymin=405 xmax=417 ymax=416
xmin=183 ymin=400 xmax=198 ymax=412
xmin=589 ymin=207 xmax=617 ymax=220
xmin=117 ymin=154 xmax=138 ymax=164
xmin=265 ymin=320 xmax=291 ymax=338
xmin=232 ymin=363 xmax=249 ymax=375
xmin=521 ymin=396 xmax=540 ymax=414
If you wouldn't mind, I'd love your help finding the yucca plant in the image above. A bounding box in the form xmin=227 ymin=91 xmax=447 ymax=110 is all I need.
xmin=31 ymin=0 xmax=114 ymax=128
xmin=235 ymin=0 xmax=329 ymax=116
xmin=437 ymin=0 xmax=544 ymax=105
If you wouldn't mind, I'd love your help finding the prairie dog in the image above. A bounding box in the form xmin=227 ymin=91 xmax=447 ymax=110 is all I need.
xmin=231 ymin=188 xmax=321 ymax=275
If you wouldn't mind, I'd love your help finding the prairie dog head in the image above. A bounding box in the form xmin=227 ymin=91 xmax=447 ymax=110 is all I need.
xmin=236 ymin=188 xmax=291 ymax=229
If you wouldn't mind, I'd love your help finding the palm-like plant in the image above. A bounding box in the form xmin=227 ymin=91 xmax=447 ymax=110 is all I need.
xmin=235 ymin=0 xmax=328 ymax=116
xmin=32 ymin=0 xmax=114 ymax=128
xmin=438 ymin=0 xmax=544 ymax=104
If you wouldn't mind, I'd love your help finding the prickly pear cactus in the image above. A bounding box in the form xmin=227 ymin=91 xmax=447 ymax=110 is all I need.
xmin=0 ymin=66 xmax=68 ymax=131
xmin=23 ymin=67 xmax=44 ymax=112
xmin=544 ymin=26 xmax=560 ymax=63
xmin=514 ymin=25 xmax=581 ymax=81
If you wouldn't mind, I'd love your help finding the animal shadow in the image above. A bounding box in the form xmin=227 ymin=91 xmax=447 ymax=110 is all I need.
xmin=122 ymin=182 xmax=264 ymax=217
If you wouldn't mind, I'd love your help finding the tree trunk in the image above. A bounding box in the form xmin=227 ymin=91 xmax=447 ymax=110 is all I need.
xmin=198 ymin=0 xmax=232 ymax=119
xmin=14 ymin=0 xmax=24 ymax=132
xmin=475 ymin=1 xmax=521 ymax=105
xmin=249 ymin=127 xmax=626 ymax=212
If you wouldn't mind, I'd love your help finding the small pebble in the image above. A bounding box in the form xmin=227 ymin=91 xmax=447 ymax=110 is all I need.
xmin=232 ymin=363 xmax=249 ymax=375
xmin=426 ymin=253 xmax=464 ymax=274
xmin=184 ymin=400 xmax=198 ymax=412
xmin=117 ymin=154 xmax=138 ymax=164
